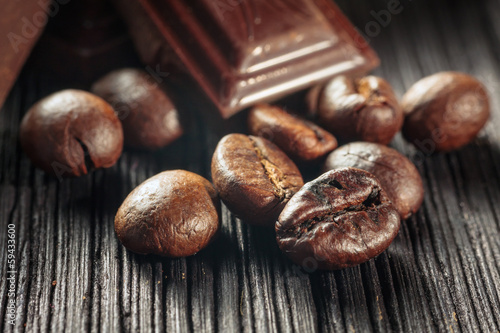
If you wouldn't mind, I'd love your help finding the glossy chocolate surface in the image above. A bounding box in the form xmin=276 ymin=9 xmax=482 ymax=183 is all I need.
xmin=113 ymin=0 xmax=379 ymax=117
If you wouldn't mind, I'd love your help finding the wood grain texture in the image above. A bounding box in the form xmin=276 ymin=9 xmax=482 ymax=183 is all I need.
xmin=1 ymin=0 xmax=500 ymax=332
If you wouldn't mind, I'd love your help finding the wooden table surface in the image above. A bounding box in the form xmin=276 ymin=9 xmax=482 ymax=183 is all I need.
xmin=1 ymin=0 xmax=500 ymax=331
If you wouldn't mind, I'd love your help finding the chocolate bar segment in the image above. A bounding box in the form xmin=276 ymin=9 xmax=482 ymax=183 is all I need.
xmin=0 ymin=0 xmax=49 ymax=108
xmin=114 ymin=0 xmax=379 ymax=117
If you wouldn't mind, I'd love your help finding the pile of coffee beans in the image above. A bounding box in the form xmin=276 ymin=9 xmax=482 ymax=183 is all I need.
xmin=19 ymin=70 xmax=490 ymax=269
xmin=210 ymin=71 xmax=488 ymax=269
xmin=19 ymin=68 xmax=183 ymax=179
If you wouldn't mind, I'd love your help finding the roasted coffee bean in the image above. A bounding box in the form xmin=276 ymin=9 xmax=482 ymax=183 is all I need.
xmin=248 ymin=104 xmax=337 ymax=162
xmin=115 ymin=170 xmax=220 ymax=257
xmin=211 ymin=134 xmax=304 ymax=226
xmin=402 ymin=72 xmax=490 ymax=152
xmin=317 ymin=75 xmax=403 ymax=144
xmin=323 ymin=142 xmax=423 ymax=219
xmin=92 ymin=68 xmax=183 ymax=149
xmin=19 ymin=89 xmax=123 ymax=178
xmin=276 ymin=168 xmax=400 ymax=270
xmin=305 ymin=84 xmax=323 ymax=116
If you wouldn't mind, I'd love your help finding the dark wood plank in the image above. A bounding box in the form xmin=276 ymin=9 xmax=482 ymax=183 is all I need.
xmin=1 ymin=0 xmax=500 ymax=332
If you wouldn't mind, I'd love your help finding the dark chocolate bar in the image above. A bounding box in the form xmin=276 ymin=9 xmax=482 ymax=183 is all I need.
xmin=0 ymin=0 xmax=48 ymax=108
xmin=113 ymin=0 xmax=379 ymax=117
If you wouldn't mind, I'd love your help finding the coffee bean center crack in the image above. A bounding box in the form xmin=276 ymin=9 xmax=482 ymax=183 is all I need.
xmin=249 ymin=137 xmax=291 ymax=201
xmin=289 ymin=186 xmax=382 ymax=239
xmin=75 ymin=137 xmax=95 ymax=172
xmin=311 ymin=126 xmax=326 ymax=142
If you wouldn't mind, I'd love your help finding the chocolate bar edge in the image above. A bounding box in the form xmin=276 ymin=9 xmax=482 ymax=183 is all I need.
xmin=112 ymin=0 xmax=379 ymax=118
